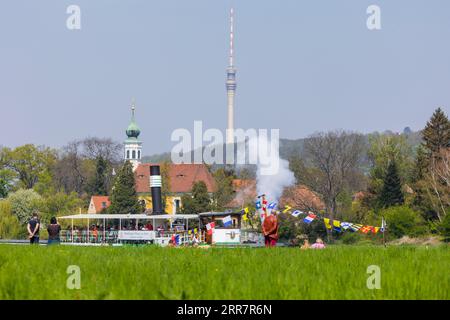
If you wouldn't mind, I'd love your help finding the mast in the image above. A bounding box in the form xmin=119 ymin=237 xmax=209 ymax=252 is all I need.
xmin=226 ymin=8 xmax=237 ymax=145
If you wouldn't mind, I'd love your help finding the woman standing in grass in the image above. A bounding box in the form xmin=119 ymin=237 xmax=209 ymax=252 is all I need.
xmin=47 ymin=217 xmax=61 ymax=245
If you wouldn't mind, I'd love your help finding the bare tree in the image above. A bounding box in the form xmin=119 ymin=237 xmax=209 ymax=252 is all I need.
xmin=53 ymin=137 xmax=122 ymax=195
xmin=304 ymin=131 xmax=365 ymax=237
xmin=53 ymin=140 xmax=87 ymax=194
xmin=81 ymin=137 xmax=122 ymax=163
xmin=425 ymin=148 xmax=450 ymax=221
xmin=281 ymin=185 xmax=325 ymax=213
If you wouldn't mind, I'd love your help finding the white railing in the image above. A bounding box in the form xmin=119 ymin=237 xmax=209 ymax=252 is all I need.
xmin=60 ymin=230 xmax=206 ymax=246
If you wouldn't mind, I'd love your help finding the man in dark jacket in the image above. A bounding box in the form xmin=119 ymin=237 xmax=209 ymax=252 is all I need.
xmin=27 ymin=212 xmax=40 ymax=244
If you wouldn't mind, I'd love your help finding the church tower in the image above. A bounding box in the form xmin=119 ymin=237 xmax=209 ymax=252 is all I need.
xmin=124 ymin=98 xmax=142 ymax=170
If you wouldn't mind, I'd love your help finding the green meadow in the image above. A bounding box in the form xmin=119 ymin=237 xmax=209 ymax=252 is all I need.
xmin=0 ymin=245 xmax=448 ymax=300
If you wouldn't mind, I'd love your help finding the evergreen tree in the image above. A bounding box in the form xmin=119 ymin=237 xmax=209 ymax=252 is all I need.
xmin=379 ymin=161 xmax=404 ymax=208
xmin=412 ymin=145 xmax=428 ymax=183
xmin=0 ymin=179 xmax=8 ymax=199
xmin=160 ymin=161 xmax=171 ymax=213
xmin=181 ymin=181 xmax=211 ymax=214
xmin=109 ymin=161 xmax=141 ymax=214
xmin=87 ymin=156 xmax=108 ymax=196
xmin=422 ymin=107 xmax=450 ymax=156
xmin=212 ymin=167 xmax=235 ymax=210
xmin=412 ymin=108 xmax=450 ymax=217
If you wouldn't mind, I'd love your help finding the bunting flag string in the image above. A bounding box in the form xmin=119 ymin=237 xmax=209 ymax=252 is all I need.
xmin=291 ymin=210 xmax=302 ymax=217
xmin=282 ymin=205 xmax=292 ymax=213
xmin=332 ymin=220 xmax=341 ymax=233
xmin=239 ymin=197 xmax=386 ymax=236
xmin=268 ymin=202 xmax=278 ymax=210
xmin=303 ymin=213 xmax=316 ymax=224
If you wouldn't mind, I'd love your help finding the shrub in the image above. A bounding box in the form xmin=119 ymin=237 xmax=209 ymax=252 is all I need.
xmin=7 ymin=189 xmax=43 ymax=224
xmin=438 ymin=213 xmax=450 ymax=242
xmin=341 ymin=232 xmax=362 ymax=245
xmin=0 ymin=200 xmax=23 ymax=239
xmin=382 ymin=205 xmax=427 ymax=239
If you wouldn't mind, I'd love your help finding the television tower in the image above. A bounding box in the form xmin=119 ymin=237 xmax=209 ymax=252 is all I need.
xmin=226 ymin=8 xmax=237 ymax=145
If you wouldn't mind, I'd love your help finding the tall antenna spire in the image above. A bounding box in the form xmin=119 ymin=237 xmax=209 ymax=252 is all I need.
xmin=229 ymin=7 xmax=234 ymax=67
xmin=226 ymin=8 xmax=237 ymax=145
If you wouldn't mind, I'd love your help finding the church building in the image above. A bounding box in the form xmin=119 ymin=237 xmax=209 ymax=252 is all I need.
xmin=122 ymin=100 xmax=216 ymax=214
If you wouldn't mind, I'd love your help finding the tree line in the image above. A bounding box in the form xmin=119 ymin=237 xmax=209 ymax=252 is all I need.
xmin=0 ymin=109 xmax=449 ymax=243
xmin=286 ymin=108 xmax=450 ymax=242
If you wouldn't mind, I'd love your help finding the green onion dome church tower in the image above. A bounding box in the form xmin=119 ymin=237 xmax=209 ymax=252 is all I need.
xmin=124 ymin=98 xmax=142 ymax=170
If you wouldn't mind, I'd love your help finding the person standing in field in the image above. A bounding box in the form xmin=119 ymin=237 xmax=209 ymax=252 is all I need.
xmin=262 ymin=210 xmax=279 ymax=247
xmin=47 ymin=217 xmax=61 ymax=245
xmin=27 ymin=212 xmax=40 ymax=245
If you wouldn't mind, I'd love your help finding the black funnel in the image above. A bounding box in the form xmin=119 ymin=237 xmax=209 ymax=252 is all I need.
xmin=150 ymin=165 xmax=163 ymax=214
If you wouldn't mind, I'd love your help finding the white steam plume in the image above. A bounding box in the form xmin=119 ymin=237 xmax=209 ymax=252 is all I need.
xmin=248 ymin=134 xmax=295 ymax=202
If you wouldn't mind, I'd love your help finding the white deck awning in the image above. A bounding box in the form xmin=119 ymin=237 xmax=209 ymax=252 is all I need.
xmin=58 ymin=214 xmax=199 ymax=220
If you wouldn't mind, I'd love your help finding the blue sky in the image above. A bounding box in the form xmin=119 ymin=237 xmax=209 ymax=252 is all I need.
xmin=0 ymin=0 xmax=449 ymax=155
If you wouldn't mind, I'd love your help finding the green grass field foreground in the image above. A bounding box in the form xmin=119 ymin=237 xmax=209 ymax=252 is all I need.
xmin=0 ymin=245 xmax=448 ymax=300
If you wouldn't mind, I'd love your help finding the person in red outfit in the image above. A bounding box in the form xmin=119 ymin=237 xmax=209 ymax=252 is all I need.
xmin=262 ymin=211 xmax=279 ymax=247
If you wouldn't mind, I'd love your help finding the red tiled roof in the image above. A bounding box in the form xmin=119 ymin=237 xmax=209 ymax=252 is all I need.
xmin=352 ymin=191 xmax=366 ymax=201
xmin=280 ymin=186 xmax=325 ymax=211
xmin=135 ymin=163 xmax=216 ymax=194
xmin=90 ymin=196 xmax=111 ymax=213
xmin=225 ymin=180 xmax=325 ymax=211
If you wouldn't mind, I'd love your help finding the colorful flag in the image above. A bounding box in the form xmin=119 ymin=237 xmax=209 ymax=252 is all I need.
xmin=175 ymin=234 xmax=180 ymax=245
xmin=380 ymin=217 xmax=387 ymax=233
xmin=341 ymin=222 xmax=352 ymax=230
xmin=283 ymin=205 xmax=292 ymax=213
xmin=303 ymin=213 xmax=316 ymax=224
xmin=349 ymin=224 xmax=363 ymax=232
xmin=242 ymin=213 xmax=248 ymax=221
xmin=262 ymin=198 xmax=268 ymax=212
xmin=188 ymin=230 xmax=192 ymax=235
xmin=255 ymin=201 xmax=262 ymax=209
xmin=360 ymin=225 xmax=372 ymax=234
xmin=206 ymin=223 xmax=215 ymax=235
xmin=324 ymin=218 xmax=332 ymax=229
xmin=223 ymin=215 xmax=232 ymax=227
xmin=244 ymin=207 xmax=249 ymax=214
xmin=333 ymin=220 xmax=341 ymax=232
xmin=373 ymin=227 xmax=380 ymax=234
xmin=291 ymin=210 xmax=302 ymax=217
xmin=194 ymin=228 xmax=198 ymax=234
xmin=268 ymin=202 xmax=278 ymax=210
